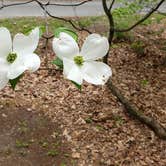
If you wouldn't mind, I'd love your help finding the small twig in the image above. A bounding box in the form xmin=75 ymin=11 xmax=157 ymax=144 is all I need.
xmin=109 ymin=0 xmax=116 ymax=11
xmin=0 ymin=0 xmax=92 ymax=34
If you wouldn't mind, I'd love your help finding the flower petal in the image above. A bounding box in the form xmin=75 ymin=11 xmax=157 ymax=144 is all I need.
xmin=52 ymin=32 xmax=79 ymax=60
xmin=63 ymin=59 xmax=83 ymax=85
xmin=7 ymin=63 xmax=26 ymax=80
xmin=63 ymin=57 xmax=75 ymax=77
xmin=82 ymin=61 xmax=112 ymax=85
xmin=0 ymin=61 xmax=9 ymax=90
xmin=0 ymin=27 xmax=12 ymax=58
xmin=80 ymin=34 xmax=109 ymax=60
xmin=7 ymin=53 xmax=40 ymax=80
xmin=21 ymin=53 xmax=40 ymax=72
xmin=13 ymin=27 xmax=39 ymax=55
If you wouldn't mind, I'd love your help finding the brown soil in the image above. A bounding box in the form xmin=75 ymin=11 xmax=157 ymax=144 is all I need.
xmin=0 ymin=103 xmax=71 ymax=166
xmin=0 ymin=19 xmax=166 ymax=166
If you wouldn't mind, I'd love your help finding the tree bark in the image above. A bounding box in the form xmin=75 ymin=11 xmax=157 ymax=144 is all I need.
xmin=107 ymin=79 xmax=166 ymax=140
xmin=102 ymin=0 xmax=166 ymax=140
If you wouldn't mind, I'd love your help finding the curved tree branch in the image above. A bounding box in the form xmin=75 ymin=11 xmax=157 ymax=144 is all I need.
xmin=114 ymin=0 xmax=165 ymax=32
xmin=107 ymin=80 xmax=166 ymax=140
xmin=102 ymin=0 xmax=115 ymax=63
xmin=35 ymin=0 xmax=92 ymax=33
xmin=102 ymin=0 xmax=166 ymax=139
xmin=0 ymin=0 xmax=92 ymax=33
xmin=109 ymin=0 xmax=116 ymax=11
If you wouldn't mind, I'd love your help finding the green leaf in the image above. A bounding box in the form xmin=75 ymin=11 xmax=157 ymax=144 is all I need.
xmin=9 ymin=75 xmax=23 ymax=90
xmin=23 ymin=27 xmax=33 ymax=36
xmin=71 ymin=81 xmax=82 ymax=91
xmin=54 ymin=27 xmax=78 ymax=41
xmin=23 ymin=26 xmax=45 ymax=38
xmin=52 ymin=57 xmax=63 ymax=69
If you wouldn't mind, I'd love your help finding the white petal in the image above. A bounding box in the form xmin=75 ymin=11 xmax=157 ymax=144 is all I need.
xmin=7 ymin=63 xmax=26 ymax=80
xmin=0 ymin=61 xmax=9 ymax=90
xmin=82 ymin=61 xmax=112 ymax=85
xmin=7 ymin=54 xmax=26 ymax=79
xmin=0 ymin=73 xmax=8 ymax=90
xmin=52 ymin=32 xmax=79 ymax=60
xmin=13 ymin=27 xmax=39 ymax=55
xmin=80 ymin=34 xmax=109 ymax=60
xmin=0 ymin=27 xmax=12 ymax=58
xmin=65 ymin=62 xmax=83 ymax=85
xmin=7 ymin=53 xmax=40 ymax=80
xmin=21 ymin=53 xmax=40 ymax=72
xmin=63 ymin=57 xmax=75 ymax=77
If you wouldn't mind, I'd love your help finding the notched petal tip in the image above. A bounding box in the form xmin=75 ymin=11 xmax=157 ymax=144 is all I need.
xmin=81 ymin=33 xmax=109 ymax=60
xmin=82 ymin=61 xmax=112 ymax=85
xmin=13 ymin=27 xmax=40 ymax=55
xmin=31 ymin=27 xmax=40 ymax=36
xmin=52 ymin=32 xmax=79 ymax=60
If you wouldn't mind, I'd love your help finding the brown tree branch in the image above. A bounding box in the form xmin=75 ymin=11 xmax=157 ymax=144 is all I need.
xmin=0 ymin=0 xmax=92 ymax=33
xmin=102 ymin=0 xmax=166 ymax=139
xmin=114 ymin=0 xmax=165 ymax=32
xmin=107 ymin=80 xmax=166 ymax=140
xmin=109 ymin=0 xmax=116 ymax=11
xmin=102 ymin=0 xmax=114 ymax=63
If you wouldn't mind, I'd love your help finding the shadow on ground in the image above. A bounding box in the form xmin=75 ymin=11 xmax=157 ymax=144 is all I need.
xmin=0 ymin=102 xmax=71 ymax=166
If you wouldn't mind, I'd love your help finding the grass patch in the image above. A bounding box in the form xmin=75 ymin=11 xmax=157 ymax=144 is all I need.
xmin=47 ymin=149 xmax=59 ymax=157
xmin=141 ymin=79 xmax=149 ymax=86
xmin=15 ymin=140 xmax=29 ymax=148
xmin=131 ymin=40 xmax=145 ymax=55
xmin=0 ymin=13 xmax=164 ymax=35
xmin=17 ymin=120 xmax=29 ymax=133
xmin=113 ymin=115 xmax=125 ymax=126
xmin=85 ymin=118 xmax=93 ymax=124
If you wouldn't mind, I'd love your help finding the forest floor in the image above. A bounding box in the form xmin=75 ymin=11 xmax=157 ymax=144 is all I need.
xmin=0 ymin=17 xmax=166 ymax=166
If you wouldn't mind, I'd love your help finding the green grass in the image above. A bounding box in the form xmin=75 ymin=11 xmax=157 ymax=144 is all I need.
xmin=131 ymin=40 xmax=145 ymax=55
xmin=15 ymin=140 xmax=29 ymax=148
xmin=0 ymin=13 xmax=165 ymax=37
xmin=47 ymin=149 xmax=59 ymax=157
xmin=17 ymin=120 xmax=29 ymax=133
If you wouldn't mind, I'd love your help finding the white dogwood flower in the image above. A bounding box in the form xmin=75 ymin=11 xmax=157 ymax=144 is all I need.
xmin=0 ymin=27 xmax=40 ymax=90
xmin=53 ymin=32 xmax=112 ymax=85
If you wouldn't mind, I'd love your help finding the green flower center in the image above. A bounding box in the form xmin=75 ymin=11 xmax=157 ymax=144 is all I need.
xmin=6 ymin=53 xmax=17 ymax=64
xmin=74 ymin=56 xmax=84 ymax=66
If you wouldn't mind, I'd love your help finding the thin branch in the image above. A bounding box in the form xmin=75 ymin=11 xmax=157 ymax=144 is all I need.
xmin=101 ymin=0 xmax=166 ymax=139
xmin=47 ymin=0 xmax=93 ymax=7
xmin=0 ymin=0 xmax=93 ymax=9
xmin=0 ymin=0 xmax=34 ymax=10
xmin=115 ymin=0 xmax=165 ymax=32
xmin=0 ymin=0 xmax=92 ymax=33
xmin=109 ymin=0 xmax=116 ymax=11
xmin=35 ymin=0 xmax=91 ymax=33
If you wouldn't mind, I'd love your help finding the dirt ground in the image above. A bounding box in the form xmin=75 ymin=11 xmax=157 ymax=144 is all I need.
xmin=0 ymin=103 xmax=71 ymax=166
xmin=0 ymin=19 xmax=166 ymax=166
